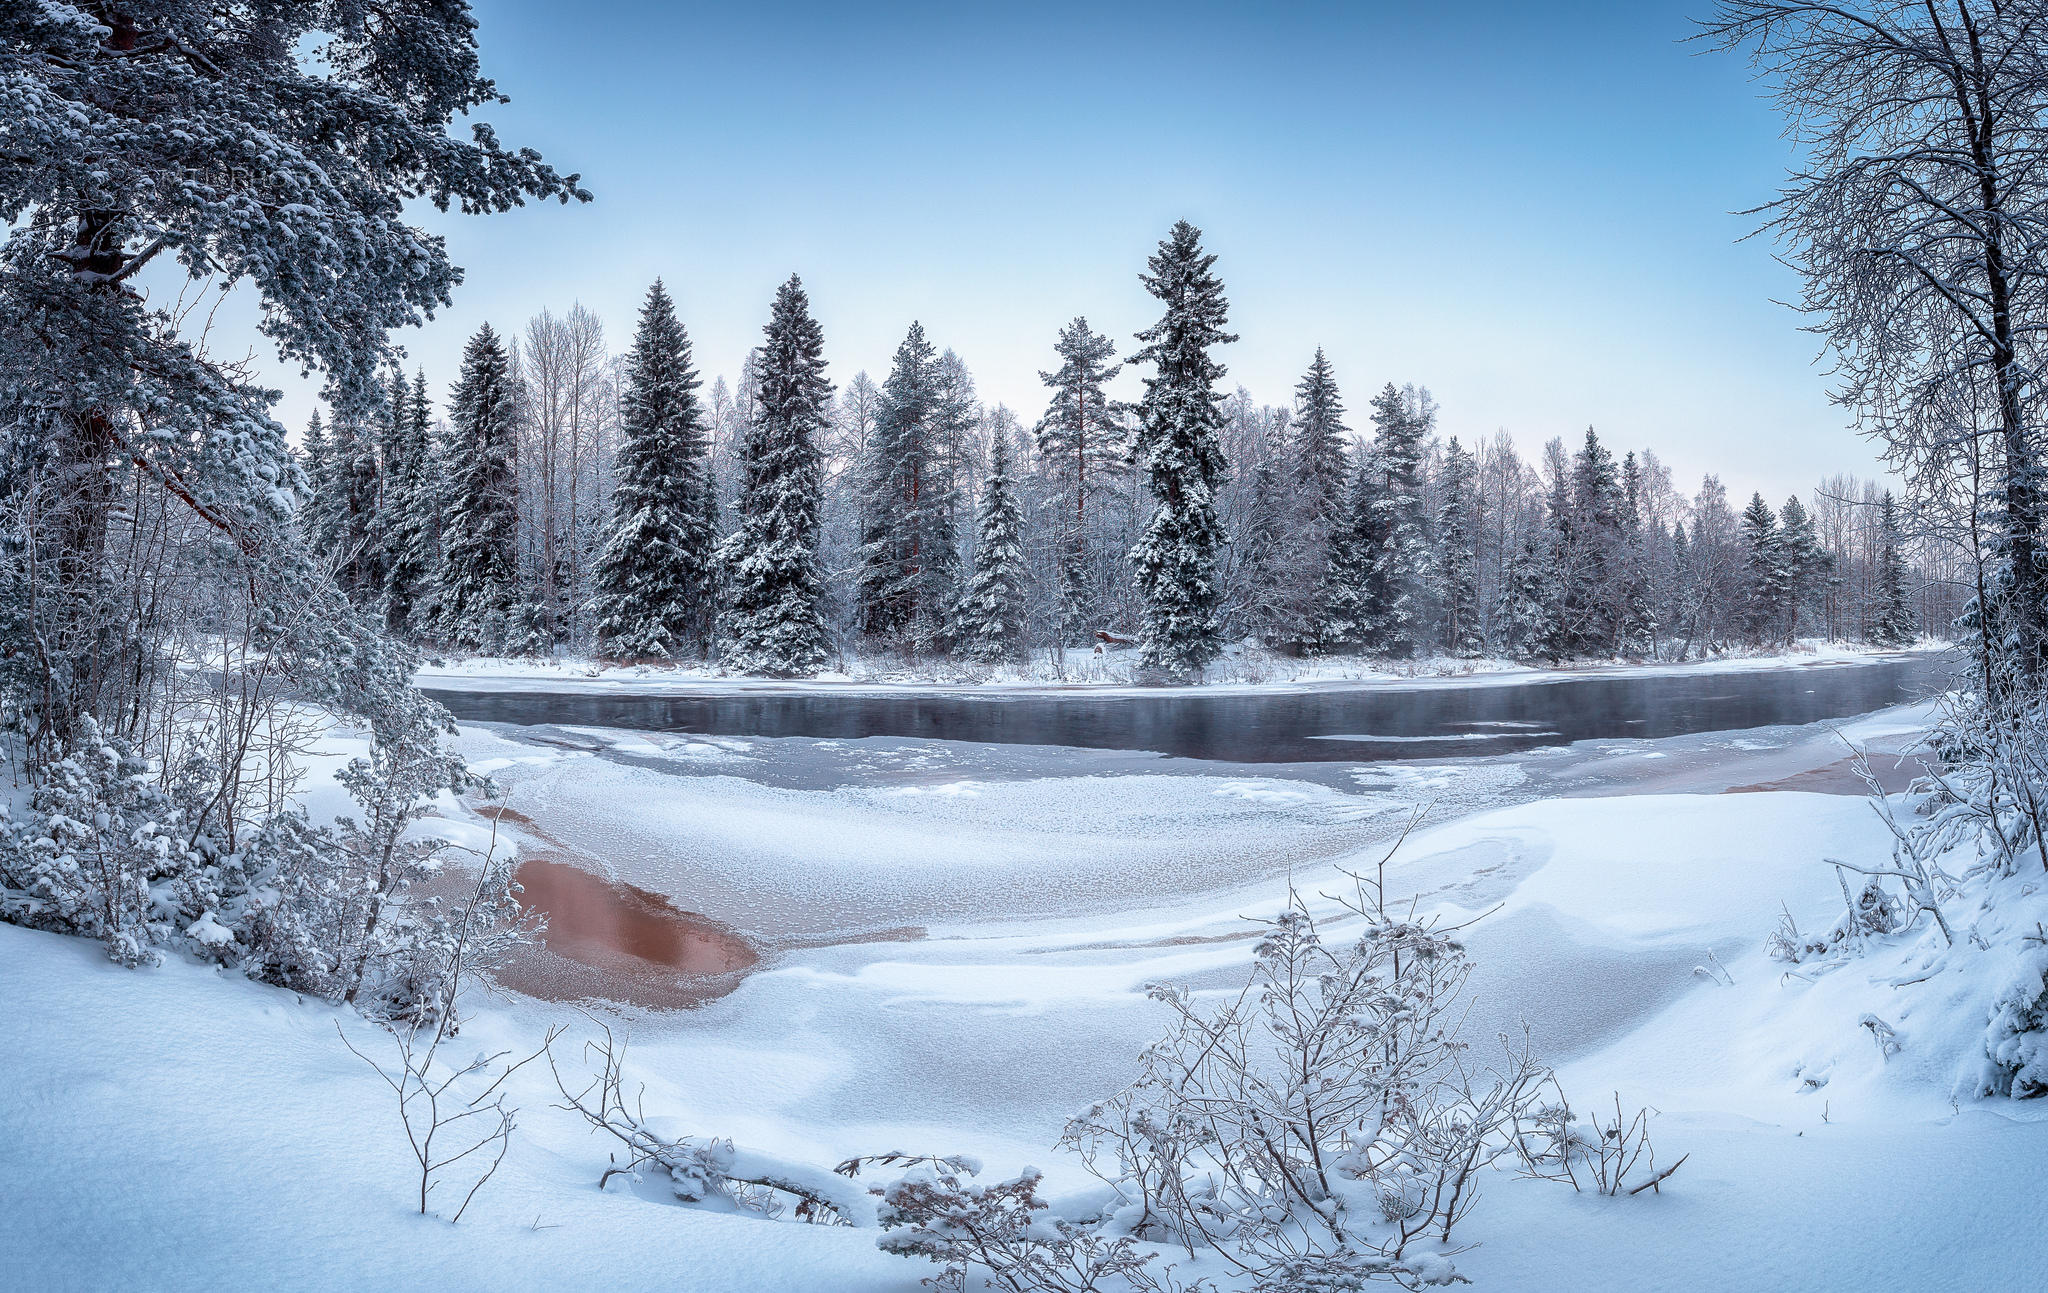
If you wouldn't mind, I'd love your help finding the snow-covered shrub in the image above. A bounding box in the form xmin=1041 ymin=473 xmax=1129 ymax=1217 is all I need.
xmin=1063 ymin=870 xmax=1545 ymax=1289
xmin=1512 ymin=1088 xmax=1685 ymax=1197
xmin=875 ymin=1159 xmax=1173 ymax=1293
xmin=0 ymin=719 xmax=202 ymax=965
xmin=1981 ymin=947 xmax=2048 ymax=1098
xmin=1765 ymin=876 xmax=1905 ymax=965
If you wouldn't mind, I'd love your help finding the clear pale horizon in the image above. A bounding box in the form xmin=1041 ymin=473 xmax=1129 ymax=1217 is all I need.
xmin=208 ymin=0 xmax=1869 ymax=504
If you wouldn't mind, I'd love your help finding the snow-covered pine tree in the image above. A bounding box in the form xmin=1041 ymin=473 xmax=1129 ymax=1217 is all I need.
xmin=1616 ymin=451 xmax=1657 ymax=656
xmin=1740 ymin=491 xmax=1788 ymax=647
xmin=1868 ymin=490 xmax=1917 ymax=648
xmin=1034 ymin=317 xmax=1125 ymax=644
xmin=591 ymin=280 xmax=716 ymax=660
xmin=720 ymin=275 xmax=833 ymax=678
xmin=1496 ymin=531 xmax=1556 ymax=660
xmin=1129 ymin=221 xmax=1238 ymax=681
xmin=300 ymin=409 xmax=337 ymax=552
xmin=439 ymin=325 xmax=523 ymax=652
xmin=1568 ymin=427 xmax=1623 ymax=655
xmin=1434 ymin=437 xmax=1484 ymax=656
xmin=331 ymin=410 xmax=384 ymax=603
xmin=383 ymin=371 xmax=438 ymax=637
xmin=857 ymin=322 xmax=959 ymax=654
xmin=1283 ymin=349 xmax=1351 ymax=644
xmin=1291 ymin=348 xmax=1351 ymax=523
xmin=1776 ymin=493 xmax=1831 ymax=641
xmin=956 ymin=433 xmax=1031 ymax=665
xmin=1361 ymin=384 xmax=1433 ymax=656
xmin=1313 ymin=446 xmax=1385 ymax=652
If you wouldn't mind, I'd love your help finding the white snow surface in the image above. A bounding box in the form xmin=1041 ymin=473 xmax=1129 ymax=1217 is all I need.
xmin=5 ymin=695 xmax=2044 ymax=1291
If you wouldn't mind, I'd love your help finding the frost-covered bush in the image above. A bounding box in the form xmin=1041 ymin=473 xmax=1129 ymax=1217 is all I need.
xmin=875 ymin=1159 xmax=1169 ymax=1293
xmin=1062 ymin=876 xmax=1545 ymax=1289
xmin=1982 ymin=948 xmax=2048 ymax=1098
xmin=1512 ymin=1089 xmax=1685 ymax=1197
xmin=1 ymin=719 xmax=203 ymax=965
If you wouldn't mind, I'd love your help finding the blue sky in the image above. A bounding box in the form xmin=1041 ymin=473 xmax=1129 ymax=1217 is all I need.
xmin=243 ymin=0 xmax=1867 ymax=500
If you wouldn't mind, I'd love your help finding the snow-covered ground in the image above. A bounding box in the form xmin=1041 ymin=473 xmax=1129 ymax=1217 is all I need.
xmin=415 ymin=638 xmax=1947 ymax=697
xmin=6 ymin=691 xmax=2042 ymax=1291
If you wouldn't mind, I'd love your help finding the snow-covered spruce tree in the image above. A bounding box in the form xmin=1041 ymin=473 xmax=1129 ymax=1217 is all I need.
xmin=955 ymin=433 xmax=1030 ymax=665
xmin=1868 ymin=491 xmax=1916 ymax=647
xmin=383 ymin=372 xmax=439 ymax=637
xmin=1284 ymin=348 xmax=1352 ymax=644
xmin=857 ymin=321 xmax=960 ymax=655
xmin=1129 ymin=221 xmax=1237 ymax=681
xmin=1776 ymin=493 xmax=1831 ymax=641
xmin=1312 ymin=455 xmax=1381 ymax=652
xmin=300 ymin=409 xmax=338 ymax=553
xmin=439 ymin=325 xmax=524 ymax=653
xmin=1567 ymin=427 xmax=1623 ymax=655
xmin=591 ymin=280 xmax=716 ymax=660
xmin=1434 ymin=436 xmax=1484 ymax=656
xmin=720 ymin=275 xmax=833 ymax=678
xmin=1033 ymin=316 xmax=1125 ymax=644
xmin=1616 ymin=451 xmax=1658 ymax=656
xmin=1739 ymin=491 xmax=1788 ymax=648
xmin=1291 ymin=347 xmax=1352 ymax=523
xmin=1362 ymin=383 xmax=1433 ymax=656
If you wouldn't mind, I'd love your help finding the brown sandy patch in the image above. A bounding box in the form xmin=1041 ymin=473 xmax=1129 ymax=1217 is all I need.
xmin=1727 ymin=755 xmax=1930 ymax=796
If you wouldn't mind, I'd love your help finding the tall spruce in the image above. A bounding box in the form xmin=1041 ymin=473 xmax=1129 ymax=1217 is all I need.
xmin=1363 ymin=383 xmax=1431 ymax=655
xmin=439 ymin=324 xmax=523 ymax=651
xmin=1129 ymin=221 xmax=1237 ymax=680
xmin=592 ymin=280 xmax=716 ymax=659
xmin=1291 ymin=348 xmax=1351 ymax=523
xmin=1434 ymin=437 xmax=1483 ymax=656
xmin=1034 ymin=317 xmax=1124 ymax=641
xmin=300 ymin=409 xmax=335 ymax=551
xmin=1869 ymin=491 xmax=1916 ymax=648
xmin=857 ymin=322 xmax=959 ymax=653
xmin=1739 ymin=491 xmax=1787 ymax=647
xmin=721 ymin=275 xmax=833 ymax=677
xmin=956 ymin=433 xmax=1031 ymax=665
xmin=383 ymin=371 xmax=437 ymax=636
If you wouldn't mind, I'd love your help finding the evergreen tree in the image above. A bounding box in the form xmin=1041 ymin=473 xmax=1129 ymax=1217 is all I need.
xmin=1496 ymin=531 xmax=1558 ymax=660
xmin=1776 ymin=493 xmax=1830 ymax=640
xmin=591 ymin=280 xmax=716 ymax=659
xmin=438 ymin=325 xmax=522 ymax=651
xmin=1434 ymin=437 xmax=1484 ymax=656
xmin=383 ymin=371 xmax=438 ymax=636
xmin=1238 ymin=457 xmax=1292 ymax=644
xmin=1616 ymin=451 xmax=1657 ymax=655
xmin=1568 ymin=427 xmax=1623 ymax=654
xmin=1312 ymin=453 xmax=1379 ymax=651
xmin=1033 ymin=317 xmax=1124 ymax=642
xmin=1284 ymin=348 xmax=1350 ymax=643
xmin=956 ymin=433 xmax=1030 ymax=665
xmin=300 ymin=409 xmax=336 ymax=551
xmin=330 ymin=409 xmax=383 ymax=602
xmin=1740 ymin=491 xmax=1788 ymax=647
xmin=721 ymin=275 xmax=833 ymax=677
xmin=1129 ymin=221 xmax=1237 ymax=681
xmin=1362 ymin=383 xmax=1433 ymax=655
xmin=858 ymin=322 xmax=960 ymax=654
xmin=1290 ymin=348 xmax=1351 ymax=523
xmin=1868 ymin=491 xmax=1917 ymax=648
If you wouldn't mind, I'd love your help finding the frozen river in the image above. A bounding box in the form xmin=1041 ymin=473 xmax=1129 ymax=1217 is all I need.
xmin=424 ymin=652 xmax=1950 ymax=761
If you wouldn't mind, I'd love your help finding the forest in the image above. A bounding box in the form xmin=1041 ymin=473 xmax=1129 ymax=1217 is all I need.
xmin=296 ymin=257 xmax=1942 ymax=682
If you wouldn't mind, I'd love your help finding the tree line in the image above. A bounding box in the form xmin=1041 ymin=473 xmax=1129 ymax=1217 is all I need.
xmin=304 ymin=225 xmax=1941 ymax=680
